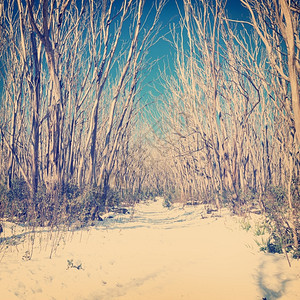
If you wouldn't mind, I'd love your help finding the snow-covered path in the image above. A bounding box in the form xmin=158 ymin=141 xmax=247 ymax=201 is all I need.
xmin=1 ymin=199 xmax=300 ymax=300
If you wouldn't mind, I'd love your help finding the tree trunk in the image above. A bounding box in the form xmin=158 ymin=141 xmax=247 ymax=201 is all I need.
xmin=30 ymin=31 xmax=40 ymax=195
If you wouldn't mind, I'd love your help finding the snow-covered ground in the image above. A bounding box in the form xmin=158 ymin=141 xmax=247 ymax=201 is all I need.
xmin=0 ymin=198 xmax=300 ymax=300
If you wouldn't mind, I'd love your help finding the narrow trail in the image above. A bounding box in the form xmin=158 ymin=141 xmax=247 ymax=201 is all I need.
xmin=0 ymin=199 xmax=299 ymax=300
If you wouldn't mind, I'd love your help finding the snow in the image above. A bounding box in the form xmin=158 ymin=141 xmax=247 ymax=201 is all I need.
xmin=1 ymin=197 xmax=300 ymax=300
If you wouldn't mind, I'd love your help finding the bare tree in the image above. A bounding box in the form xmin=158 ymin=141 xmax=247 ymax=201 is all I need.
xmin=241 ymin=0 xmax=300 ymax=142
xmin=0 ymin=0 xmax=166 ymax=224
xmin=240 ymin=0 xmax=300 ymax=259
xmin=155 ymin=0 xmax=299 ymax=218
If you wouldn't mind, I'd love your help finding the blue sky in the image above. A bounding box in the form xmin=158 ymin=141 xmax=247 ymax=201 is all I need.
xmin=0 ymin=0 xmax=249 ymax=111
xmin=145 ymin=0 xmax=249 ymax=60
xmin=137 ymin=0 xmax=250 ymax=107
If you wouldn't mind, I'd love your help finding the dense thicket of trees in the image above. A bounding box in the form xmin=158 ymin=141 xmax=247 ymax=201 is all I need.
xmin=151 ymin=0 xmax=299 ymax=255
xmin=0 ymin=0 xmax=165 ymax=223
xmin=152 ymin=0 xmax=300 ymax=254
xmin=0 ymin=0 xmax=299 ymax=256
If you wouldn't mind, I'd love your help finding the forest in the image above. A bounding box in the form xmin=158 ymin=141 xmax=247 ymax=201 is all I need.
xmin=0 ymin=0 xmax=299 ymax=259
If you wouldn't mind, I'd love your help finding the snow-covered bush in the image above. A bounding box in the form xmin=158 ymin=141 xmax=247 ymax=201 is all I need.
xmin=263 ymin=185 xmax=300 ymax=258
xmin=0 ymin=179 xmax=30 ymax=222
